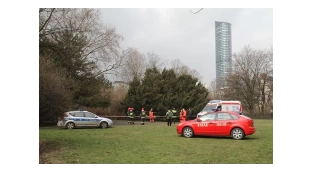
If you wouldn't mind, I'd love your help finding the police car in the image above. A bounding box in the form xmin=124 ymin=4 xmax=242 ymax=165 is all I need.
xmin=57 ymin=110 xmax=113 ymax=129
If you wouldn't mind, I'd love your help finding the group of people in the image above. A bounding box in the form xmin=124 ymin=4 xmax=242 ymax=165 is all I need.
xmin=127 ymin=107 xmax=192 ymax=126
xmin=127 ymin=108 xmax=155 ymax=125
xmin=165 ymin=107 xmax=192 ymax=126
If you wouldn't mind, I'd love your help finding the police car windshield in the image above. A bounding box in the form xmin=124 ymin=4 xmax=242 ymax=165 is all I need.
xmin=201 ymin=106 xmax=216 ymax=112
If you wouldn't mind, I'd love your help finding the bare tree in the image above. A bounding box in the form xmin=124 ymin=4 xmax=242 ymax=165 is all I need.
xmin=257 ymin=47 xmax=273 ymax=115
xmin=190 ymin=8 xmax=204 ymax=14
xmin=146 ymin=52 xmax=168 ymax=70
xmin=118 ymin=48 xmax=146 ymax=82
xmin=189 ymin=69 xmax=203 ymax=81
xmin=224 ymin=45 xmax=273 ymax=115
xmin=208 ymin=79 xmax=223 ymax=99
xmin=266 ymin=75 xmax=273 ymax=112
xmin=170 ymin=59 xmax=183 ymax=73
xmin=170 ymin=59 xmax=202 ymax=80
xmin=179 ymin=65 xmax=191 ymax=75
xmin=39 ymin=55 xmax=74 ymax=123
xmin=39 ymin=8 xmax=125 ymax=76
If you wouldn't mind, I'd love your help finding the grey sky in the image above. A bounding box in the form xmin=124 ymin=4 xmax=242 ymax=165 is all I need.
xmin=100 ymin=8 xmax=273 ymax=85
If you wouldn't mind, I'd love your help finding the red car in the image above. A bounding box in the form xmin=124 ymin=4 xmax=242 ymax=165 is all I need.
xmin=176 ymin=111 xmax=255 ymax=140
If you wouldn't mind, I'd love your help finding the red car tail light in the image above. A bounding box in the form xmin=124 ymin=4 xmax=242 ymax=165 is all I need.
xmin=250 ymin=120 xmax=254 ymax=127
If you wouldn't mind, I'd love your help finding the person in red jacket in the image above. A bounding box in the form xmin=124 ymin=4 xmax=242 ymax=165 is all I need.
xmin=181 ymin=108 xmax=187 ymax=121
xmin=149 ymin=108 xmax=154 ymax=122
xmin=179 ymin=109 xmax=183 ymax=122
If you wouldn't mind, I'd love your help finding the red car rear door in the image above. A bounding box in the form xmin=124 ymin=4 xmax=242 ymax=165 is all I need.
xmin=196 ymin=113 xmax=217 ymax=135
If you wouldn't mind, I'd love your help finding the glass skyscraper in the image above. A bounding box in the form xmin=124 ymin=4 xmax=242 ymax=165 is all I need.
xmin=215 ymin=21 xmax=232 ymax=88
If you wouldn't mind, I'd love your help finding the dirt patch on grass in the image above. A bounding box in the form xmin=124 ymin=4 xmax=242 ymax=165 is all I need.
xmin=39 ymin=139 xmax=66 ymax=164
xmin=39 ymin=139 xmax=47 ymax=163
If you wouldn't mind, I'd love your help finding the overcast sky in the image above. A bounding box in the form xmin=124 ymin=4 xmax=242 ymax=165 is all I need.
xmin=100 ymin=8 xmax=273 ymax=85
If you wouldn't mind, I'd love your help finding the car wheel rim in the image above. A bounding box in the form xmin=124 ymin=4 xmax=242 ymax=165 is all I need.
xmin=233 ymin=129 xmax=242 ymax=139
xmin=67 ymin=123 xmax=74 ymax=129
xmin=183 ymin=128 xmax=192 ymax=137
xmin=101 ymin=122 xmax=107 ymax=128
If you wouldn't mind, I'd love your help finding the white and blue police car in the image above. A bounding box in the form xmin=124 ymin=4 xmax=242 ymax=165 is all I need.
xmin=57 ymin=110 xmax=113 ymax=129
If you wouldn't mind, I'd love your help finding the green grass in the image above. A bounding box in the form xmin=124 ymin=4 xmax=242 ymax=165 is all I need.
xmin=39 ymin=119 xmax=273 ymax=164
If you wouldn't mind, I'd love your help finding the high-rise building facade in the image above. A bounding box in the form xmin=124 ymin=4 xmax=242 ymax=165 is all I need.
xmin=215 ymin=21 xmax=232 ymax=88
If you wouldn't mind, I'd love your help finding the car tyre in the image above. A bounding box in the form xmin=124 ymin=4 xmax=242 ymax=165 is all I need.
xmin=100 ymin=121 xmax=108 ymax=129
xmin=231 ymin=128 xmax=245 ymax=140
xmin=182 ymin=127 xmax=194 ymax=138
xmin=66 ymin=122 xmax=75 ymax=129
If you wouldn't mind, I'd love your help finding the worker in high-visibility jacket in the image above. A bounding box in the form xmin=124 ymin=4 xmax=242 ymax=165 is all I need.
xmin=171 ymin=107 xmax=177 ymax=124
xmin=127 ymin=108 xmax=135 ymax=125
xmin=149 ymin=108 xmax=154 ymax=122
xmin=140 ymin=108 xmax=146 ymax=125
xmin=181 ymin=108 xmax=187 ymax=121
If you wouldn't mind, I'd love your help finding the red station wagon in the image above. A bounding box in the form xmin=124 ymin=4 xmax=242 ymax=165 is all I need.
xmin=176 ymin=111 xmax=255 ymax=140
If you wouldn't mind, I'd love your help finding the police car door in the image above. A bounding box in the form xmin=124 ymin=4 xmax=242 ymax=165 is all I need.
xmin=196 ymin=113 xmax=217 ymax=135
xmin=84 ymin=112 xmax=98 ymax=126
xmin=73 ymin=111 xmax=86 ymax=126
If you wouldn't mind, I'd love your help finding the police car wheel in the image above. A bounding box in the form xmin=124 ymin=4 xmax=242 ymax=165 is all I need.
xmin=100 ymin=122 xmax=108 ymax=129
xmin=231 ymin=128 xmax=245 ymax=140
xmin=66 ymin=122 xmax=75 ymax=129
xmin=182 ymin=127 xmax=194 ymax=138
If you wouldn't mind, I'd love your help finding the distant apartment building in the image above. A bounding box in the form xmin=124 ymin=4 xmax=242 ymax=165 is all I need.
xmin=215 ymin=21 xmax=232 ymax=88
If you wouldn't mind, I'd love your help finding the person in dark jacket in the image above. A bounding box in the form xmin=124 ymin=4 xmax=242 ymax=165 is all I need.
xmin=187 ymin=108 xmax=192 ymax=121
xmin=127 ymin=108 xmax=135 ymax=125
xmin=140 ymin=108 xmax=146 ymax=125
xmin=165 ymin=109 xmax=173 ymax=126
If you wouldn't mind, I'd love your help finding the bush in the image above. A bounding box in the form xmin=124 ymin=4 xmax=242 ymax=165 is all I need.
xmin=39 ymin=56 xmax=73 ymax=125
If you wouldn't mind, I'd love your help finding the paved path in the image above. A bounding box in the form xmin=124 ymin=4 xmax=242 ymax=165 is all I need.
xmin=112 ymin=120 xmax=179 ymax=126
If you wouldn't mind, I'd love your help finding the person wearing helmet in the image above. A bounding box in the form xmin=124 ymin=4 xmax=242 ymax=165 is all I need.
xmin=217 ymin=106 xmax=221 ymax=111
xmin=140 ymin=108 xmax=146 ymax=125
xmin=171 ymin=107 xmax=177 ymax=124
xmin=127 ymin=108 xmax=135 ymax=125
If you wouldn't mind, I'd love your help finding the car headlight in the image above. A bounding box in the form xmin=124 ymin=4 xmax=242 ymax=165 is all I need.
xmin=178 ymin=123 xmax=183 ymax=126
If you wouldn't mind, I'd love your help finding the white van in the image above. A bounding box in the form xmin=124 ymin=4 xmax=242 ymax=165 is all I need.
xmin=197 ymin=100 xmax=243 ymax=117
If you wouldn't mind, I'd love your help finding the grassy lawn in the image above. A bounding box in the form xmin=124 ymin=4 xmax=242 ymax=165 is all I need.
xmin=39 ymin=119 xmax=273 ymax=164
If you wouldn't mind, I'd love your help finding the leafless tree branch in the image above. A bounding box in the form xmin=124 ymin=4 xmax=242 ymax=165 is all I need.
xmin=190 ymin=8 xmax=203 ymax=14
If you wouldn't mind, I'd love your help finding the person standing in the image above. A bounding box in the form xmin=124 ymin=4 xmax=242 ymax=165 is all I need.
xmin=171 ymin=107 xmax=177 ymax=124
xmin=179 ymin=109 xmax=183 ymax=122
xmin=128 ymin=108 xmax=135 ymax=125
xmin=187 ymin=108 xmax=192 ymax=121
xmin=140 ymin=108 xmax=146 ymax=125
xmin=149 ymin=108 xmax=154 ymax=123
xmin=127 ymin=108 xmax=131 ymax=124
xmin=181 ymin=108 xmax=187 ymax=122
xmin=165 ymin=109 xmax=173 ymax=126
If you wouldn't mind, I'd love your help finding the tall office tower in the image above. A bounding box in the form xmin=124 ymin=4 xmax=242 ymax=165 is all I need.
xmin=215 ymin=21 xmax=232 ymax=88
